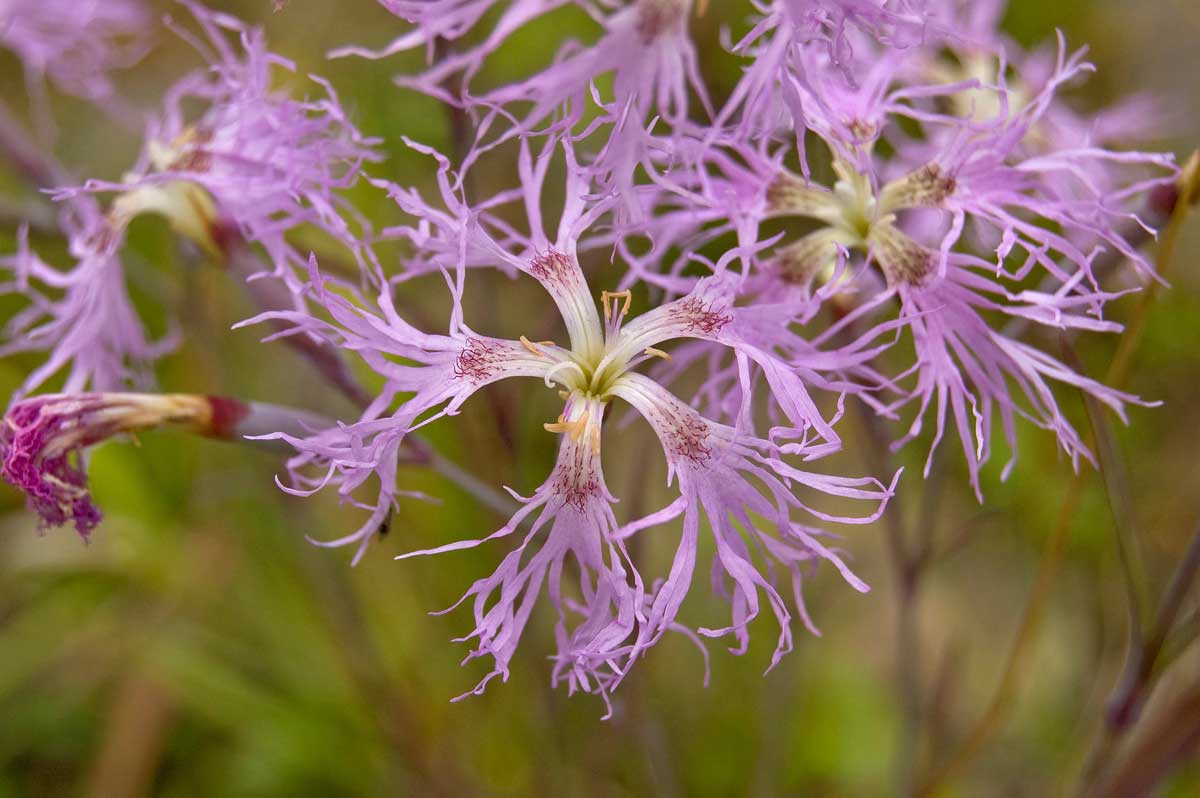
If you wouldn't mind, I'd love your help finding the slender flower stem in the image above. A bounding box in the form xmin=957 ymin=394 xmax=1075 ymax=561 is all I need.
xmin=917 ymin=152 xmax=1199 ymax=796
xmin=290 ymin=542 xmax=463 ymax=796
xmin=854 ymin=402 xmax=924 ymax=798
xmin=1079 ymin=521 xmax=1200 ymax=792
xmin=216 ymin=225 xmax=374 ymax=410
xmin=409 ymin=438 xmax=520 ymax=517
xmin=1160 ymin=608 xmax=1200 ymax=667
xmin=916 ymin=476 xmax=1084 ymax=796
xmin=1065 ymin=338 xmax=1149 ymax=634
xmin=1092 ymin=680 xmax=1200 ymax=798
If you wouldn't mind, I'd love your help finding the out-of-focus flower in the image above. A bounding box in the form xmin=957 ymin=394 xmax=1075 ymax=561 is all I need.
xmin=713 ymin=0 xmax=952 ymax=148
xmin=0 ymin=204 xmax=175 ymax=398
xmin=705 ymin=30 xmax=1177 ymax=496
xmin=3 ymin=1 xmax=383 ymax=400
xmin=248 ymin=139 xmax=895 ymax=711
xmin=0 ymin=0 xmax=150 ymax=107
xmin=331 ymin=1 xmax=574 ymax=63
xmin=63 ymin=0 xmax=382 ymax=294
xmin=917 ymin=0 xmax=1166 ymax=153
xmin=0 ymin=391 xmax=319 ymax=540
xmin=349 ymin=0 xmax=710 ymax=217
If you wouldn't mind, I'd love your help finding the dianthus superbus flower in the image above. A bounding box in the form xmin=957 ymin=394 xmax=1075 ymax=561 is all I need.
xmin=1 ymin=204 xmax=174 ymax=398
xmin=770 ymin=51 xmax=1170 ymax=492
xmin=655 ymin=9 xmax=1178 ymax=496
xmin=62 ymin=0 xmax=382 ymax=295
xmin=0 ymin=0 xmax=149 ymax=109
xmin=250 ymin=139 xmax=896 ymax=711
xmin=5 ymin=1 xmax=382 ymax=399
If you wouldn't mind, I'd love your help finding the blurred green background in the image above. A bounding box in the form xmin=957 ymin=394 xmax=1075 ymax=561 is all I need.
xmin=1 ymin=1 xmax=1198 ymax=796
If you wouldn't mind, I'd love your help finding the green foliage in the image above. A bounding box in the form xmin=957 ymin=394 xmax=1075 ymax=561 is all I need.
xmin=0 ymin=1 xmax=1197 ymax=796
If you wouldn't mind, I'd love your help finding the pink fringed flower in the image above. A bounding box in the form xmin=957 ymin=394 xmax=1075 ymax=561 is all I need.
xmin=249 ymin=139 xmax=896 ymax=712
xmin=352 ymin=0 xmax=710 ymax=216
xmin=7 ymin=2 xmax=383 ymax=397
xmin=0 ymin=204 xmax=175 ymax=398
xmin=0 ymin=0 xmax=150 ymax=107
xmin=62 ymin=0 xmax=382 ymax=294
xmin=646 ymin=7 xmax=1179 ymax=497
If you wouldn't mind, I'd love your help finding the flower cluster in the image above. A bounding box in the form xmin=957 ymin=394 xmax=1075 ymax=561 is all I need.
xmin=3 ymin=1 xmax=381 ymax=399
xmin=0 ymin=0 xmax=1183 ymax=713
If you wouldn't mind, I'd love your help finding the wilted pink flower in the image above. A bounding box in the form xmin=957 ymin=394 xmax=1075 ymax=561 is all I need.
xmin=248 ymin=139 xmax=896 ymax=711
xmin=0 ymin=391 xmax=327 ymax=540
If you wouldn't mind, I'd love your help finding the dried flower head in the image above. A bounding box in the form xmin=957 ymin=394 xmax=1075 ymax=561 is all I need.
xmin=1 ymin=391 xmax=326 ymax=540
xmin=1 ymin=393 xmax=245 ymax=538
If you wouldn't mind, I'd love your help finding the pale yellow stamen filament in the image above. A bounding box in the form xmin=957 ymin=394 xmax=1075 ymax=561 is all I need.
xmin=643 ymin=347 xmax=672 ymax=361
xmin=543 ymin=410 xmax=591 ymax=443
xmin=520 ymin=335 xmax=556 ymax=357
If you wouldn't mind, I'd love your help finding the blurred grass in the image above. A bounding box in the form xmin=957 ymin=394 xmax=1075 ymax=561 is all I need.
xmin=0 ymin=0 xmax=1198 ymax=796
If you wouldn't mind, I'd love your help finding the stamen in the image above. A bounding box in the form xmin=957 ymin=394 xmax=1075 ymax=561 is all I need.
xmin=600 ymin=289 xmax=632 ymax=321
xmin=573 ymin=411 xmax=590 ymax=443
xmin=520 ymin=335 xmax=556 ymax=357
xmin=879 ymin=162 xmax=957 ymax=212
xmin=643 ymin=347 xmax=672 ymax=361
xmin=544 ymin=410 xmax=591 ymax=443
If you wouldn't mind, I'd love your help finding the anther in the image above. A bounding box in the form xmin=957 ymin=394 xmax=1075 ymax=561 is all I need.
xmin=600 ymin=289 xmax=632 ymax=321
xmin=643 ymin=347 xmax=672 ymax=361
